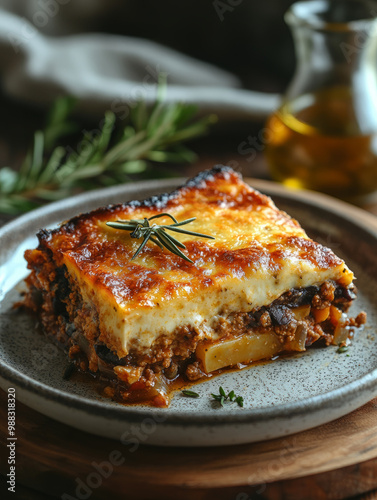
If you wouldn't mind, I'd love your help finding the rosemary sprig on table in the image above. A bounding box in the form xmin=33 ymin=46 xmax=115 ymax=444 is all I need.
xmin=106 ymin=213 xmax=215 ymax=263
xmin=211 ymin=387 xmax=244 ymax=407
xmin=0 ymin=80 xmax=216 ymax=215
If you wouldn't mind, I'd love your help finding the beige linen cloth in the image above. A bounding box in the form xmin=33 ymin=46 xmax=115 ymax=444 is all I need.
xmin=0 ymin=9 xmax=280 ymax=120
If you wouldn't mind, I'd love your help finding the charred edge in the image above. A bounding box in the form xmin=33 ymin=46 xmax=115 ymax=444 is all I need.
xmin=36 ymin=228 xmax=53 ymax=245
xmin=183 ymin=164 xmax=238 ymax=188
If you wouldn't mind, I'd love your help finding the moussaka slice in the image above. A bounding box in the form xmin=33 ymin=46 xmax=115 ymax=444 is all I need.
xmin=23 ymin=165 xmax=366 ymax=406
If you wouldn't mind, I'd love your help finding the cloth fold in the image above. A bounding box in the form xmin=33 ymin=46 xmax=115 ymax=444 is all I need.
xmin=0 ymin=9 xmax=280 ymax=120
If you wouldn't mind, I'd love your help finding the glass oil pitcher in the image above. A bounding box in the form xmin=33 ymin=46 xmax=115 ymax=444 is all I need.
xmin=265 ymin=0 xmax=377 ymax=203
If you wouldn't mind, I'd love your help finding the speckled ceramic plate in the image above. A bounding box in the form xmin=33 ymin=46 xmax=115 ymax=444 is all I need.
xmin=1 ymin=178 xmax=377 ymax=447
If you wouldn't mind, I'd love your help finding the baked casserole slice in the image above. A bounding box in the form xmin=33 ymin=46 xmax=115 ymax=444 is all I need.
xmin=23 ymin=166 xmax=366 ymax=406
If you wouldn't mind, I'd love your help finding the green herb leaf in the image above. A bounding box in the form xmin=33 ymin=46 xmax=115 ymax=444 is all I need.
xmin=235 ymin=396 xmax=244 ymax=408
xmin=337 ymin=345 xmax=349 ymax=354
xmin=182 ymin=390 xmax=200 ymax=398
xmin=211 ymin=387 xmax=245 ymax=408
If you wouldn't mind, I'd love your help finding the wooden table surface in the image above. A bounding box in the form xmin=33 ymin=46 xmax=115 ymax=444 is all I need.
xmin=1 ymin=91 xmax=377 ymax=499
xmin=1 ymin=387 xmax=377 ymax=500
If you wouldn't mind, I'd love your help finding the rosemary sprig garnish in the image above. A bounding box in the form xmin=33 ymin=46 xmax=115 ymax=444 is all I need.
xmin=106 ymin=213 xmax=215 ymax=263
xmin=0 ymin=76 xmax=216 ymax=215
xmin=211 ymin=386 xmax=244 ymax=407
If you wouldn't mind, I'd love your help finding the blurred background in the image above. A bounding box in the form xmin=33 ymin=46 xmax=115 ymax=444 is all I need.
xmin=0 ymin=0 xmax=295 ymax=90
xmin=0 ymin=0 xmax=296 ymax=181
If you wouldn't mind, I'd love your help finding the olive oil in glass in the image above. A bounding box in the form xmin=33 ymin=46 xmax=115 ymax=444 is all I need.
xmin=265 ymin=0 xmax=377 ymax=203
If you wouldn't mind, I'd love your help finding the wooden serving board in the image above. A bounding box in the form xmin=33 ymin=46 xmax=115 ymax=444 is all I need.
xmin=1 ymin=389 xmax=377 ymax=500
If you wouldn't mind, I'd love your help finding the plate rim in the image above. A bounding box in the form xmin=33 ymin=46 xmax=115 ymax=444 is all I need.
xmin=1 ymin=176 xmax=377 ymax=426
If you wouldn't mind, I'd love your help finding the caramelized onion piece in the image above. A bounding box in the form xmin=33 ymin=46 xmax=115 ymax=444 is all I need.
xmin=285 ymin=324 xmax=307 ymax=352
xmin=128 ymin=375 xmax=170 ymax=407
xmin=332 ymin=312 xmax=349 ymax=345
